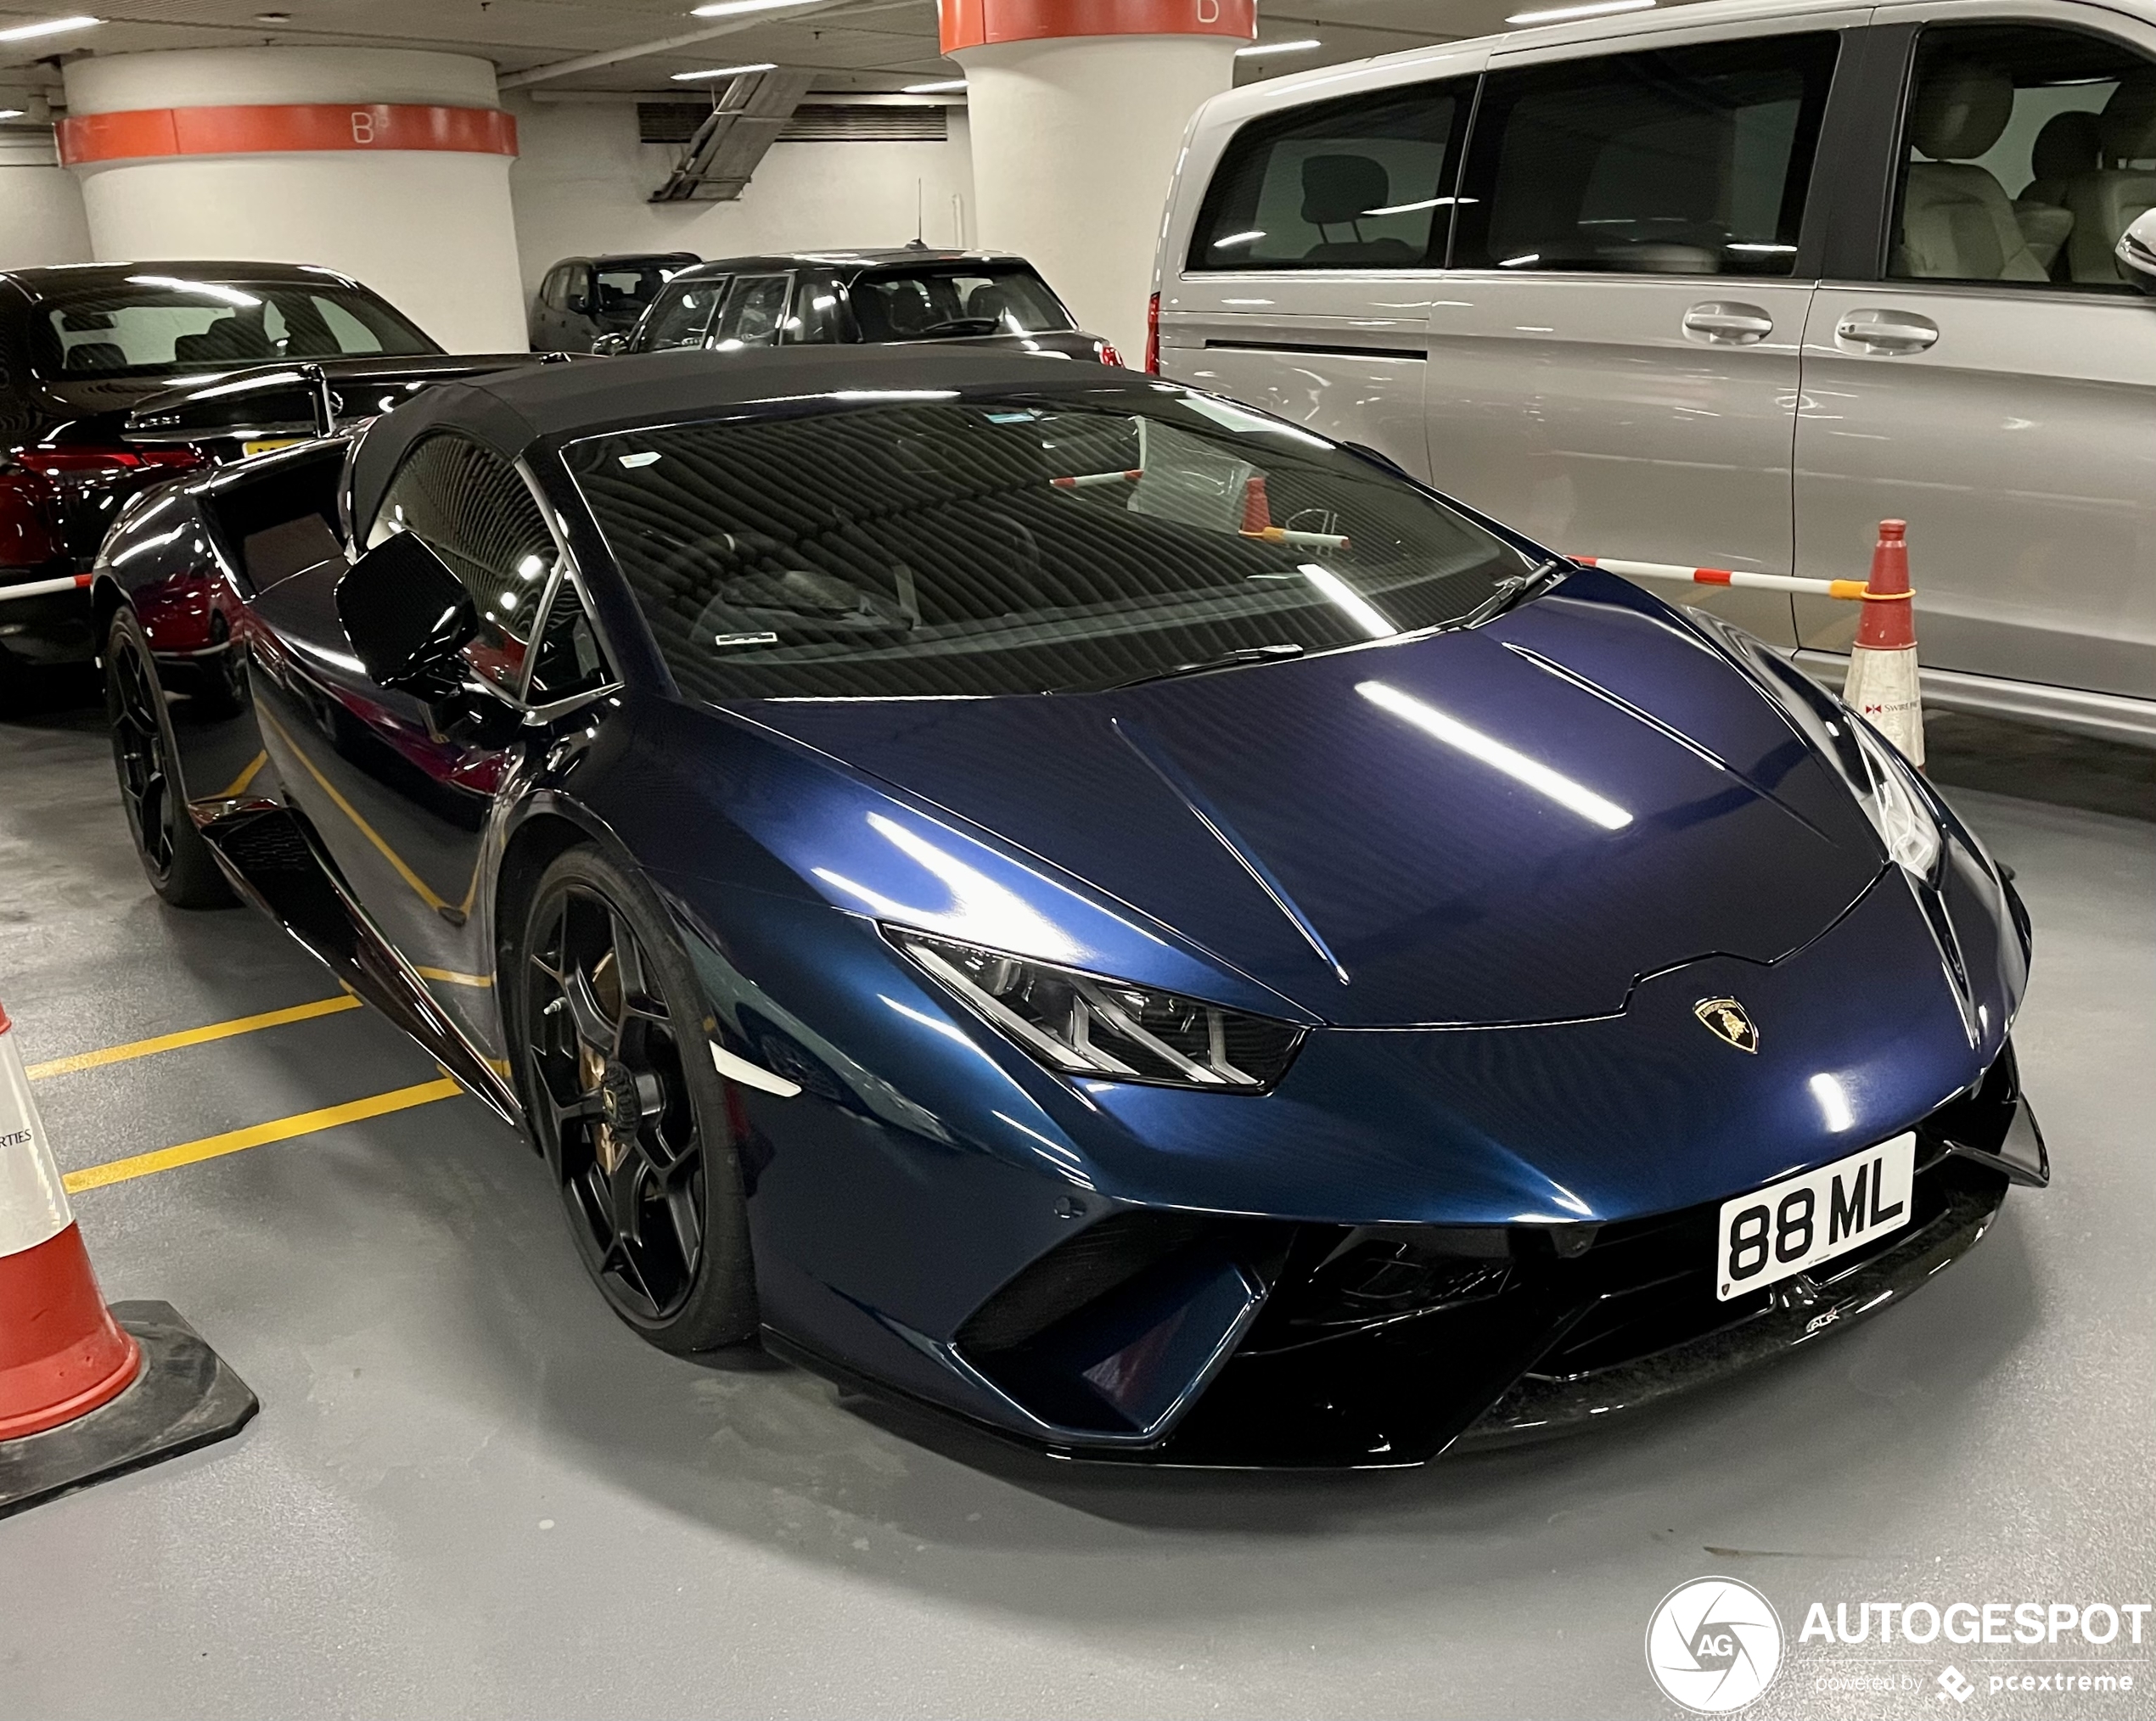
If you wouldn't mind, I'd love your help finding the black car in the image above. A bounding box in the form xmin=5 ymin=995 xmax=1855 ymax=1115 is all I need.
xmin=530 ymin=253 xmax=700 ymax=354
xmin=0 ymin=261 xmax=538 ymax=684
xmin=604 ymin=248 xmax=1118 ymax=363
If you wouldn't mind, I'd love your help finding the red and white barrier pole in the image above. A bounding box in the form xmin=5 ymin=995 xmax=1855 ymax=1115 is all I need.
xmin=0 ymin=999 xmax=256 ymax=1519
xmin=1572 ymin=557 xmax=1870 ymax=601
xmin=0 ymin=573 xmax=93 ymax=605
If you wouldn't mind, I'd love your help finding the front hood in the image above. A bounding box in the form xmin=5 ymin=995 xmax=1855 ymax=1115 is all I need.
xmin=742 ymin=576 xmax=1887 ymax=1026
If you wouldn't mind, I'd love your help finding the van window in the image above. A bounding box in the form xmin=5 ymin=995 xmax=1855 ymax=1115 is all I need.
xmin=1455 ymin=34 xmax=1839 ymax=276
xmin=1889 ymin=25 xmax=2156 ymax=289
xmin=1187 ymin=80 xmax=1472 ymax=271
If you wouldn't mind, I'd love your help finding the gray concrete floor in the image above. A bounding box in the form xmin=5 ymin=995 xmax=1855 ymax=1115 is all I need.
xmin=0 ymin=677 xmax=2151 ymax=1721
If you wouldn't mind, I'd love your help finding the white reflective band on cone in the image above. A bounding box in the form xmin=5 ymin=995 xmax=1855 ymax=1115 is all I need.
xmin=1844 ymin=644 xmax=1926 ymax=768
xmin=0 ymin=1019 xmax=72 ymax=1258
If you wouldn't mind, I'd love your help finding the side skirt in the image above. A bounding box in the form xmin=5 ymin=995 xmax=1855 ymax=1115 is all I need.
xmin=199 ymin=804 xmax=521 ymax=1124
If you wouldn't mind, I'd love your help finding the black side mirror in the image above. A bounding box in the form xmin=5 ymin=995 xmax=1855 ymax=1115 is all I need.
xmin=335 ymin=531 xmax=478 ymax=696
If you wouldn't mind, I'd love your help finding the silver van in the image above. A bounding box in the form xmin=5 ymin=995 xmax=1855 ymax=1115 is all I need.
xmin=1153 ymin=0 xmax=2156 ymax=744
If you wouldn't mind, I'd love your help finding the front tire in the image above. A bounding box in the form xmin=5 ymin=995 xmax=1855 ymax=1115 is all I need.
xmin=105 ymin=608 xmax=234 ymax=910
xmin=512 ymin=845 xmax=758 ymax=1354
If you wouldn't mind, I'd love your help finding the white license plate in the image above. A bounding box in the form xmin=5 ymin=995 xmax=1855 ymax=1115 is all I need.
xmin=1715 ymin=1132 xmax=1916 ymax=1301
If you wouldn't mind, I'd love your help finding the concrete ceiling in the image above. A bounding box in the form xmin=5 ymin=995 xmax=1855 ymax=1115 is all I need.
xmin=0 ymin=0 xmax=1705 ymax=97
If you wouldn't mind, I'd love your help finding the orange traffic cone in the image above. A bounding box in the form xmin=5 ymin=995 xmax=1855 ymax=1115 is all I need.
xmin=0 ymin=999 xmax=255 ymax=1518
xmin=1841 ymin=519 xmax=1925 ymax=768
xmin=0 ymin=1000 xmax=139 ymax=1438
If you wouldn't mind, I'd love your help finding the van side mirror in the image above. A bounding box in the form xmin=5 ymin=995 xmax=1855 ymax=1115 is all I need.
xmin=335 ymin=531 xmax=477 ymax=696
xmin=2117 ymin=210 xmax=2156 ymax=294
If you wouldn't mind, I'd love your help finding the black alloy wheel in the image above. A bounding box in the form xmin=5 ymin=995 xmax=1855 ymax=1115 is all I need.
xmin=104 ymin=608 xmax=233 ymax=909
xmin=517 ymin=846 xmax=756 ymax=1354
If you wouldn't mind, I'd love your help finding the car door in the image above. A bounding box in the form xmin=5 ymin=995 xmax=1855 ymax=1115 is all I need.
xmin=531 ymin=266 xmax=564 ymax=350
xmin=1161 ymin=61 xmax=1480 ymax=482
xmin=247 ymin=432 xmax=578 ymax=1073
xmin=707 ymin=272 xmax=793 ymax=350
xmin=1793 ymin=11 xmax=2156 ymax=699
xmin=635 ymin=274 xmax=731 ymax=352
xmin=1428 ymin=21 xmax=1854 ymax=647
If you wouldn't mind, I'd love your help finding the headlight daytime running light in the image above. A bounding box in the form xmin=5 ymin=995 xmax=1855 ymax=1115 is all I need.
xmin=1846 ymin=716 xmax=1941 ymax=881
xmin=890 ymin=929 xmax=1305 ymax=1090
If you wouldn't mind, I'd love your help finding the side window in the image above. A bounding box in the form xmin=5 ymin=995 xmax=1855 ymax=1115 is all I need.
xmin=1187 ymin=80 xmax=1471 ymax=270
xmin=711 ymin=274 xmax=791 ymax=348
xmin=368 ymin=434 xmax=558 ymax=693
xmin=540 ymin=266 xmax=566 ymax=311
xmin=526 ymin=578 xmax=614 ymax=704
xmin=1455 ymin=33 xmax=1839 ymax=276
xmin=1890 ymin=25 xmax=2155 ymax=289
xmin=638 ymin=278 xmax=727 ymax=350
xmin=786 ymin=272 xmax=847 ymax=343
xmin=566 ymin=266 xmax=595 ymax=314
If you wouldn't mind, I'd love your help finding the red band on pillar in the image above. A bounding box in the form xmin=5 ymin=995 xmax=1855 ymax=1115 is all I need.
xmin=57 ymin=104 xmax=519 ymax=167
xmin=940 ymin=0 xmax=1256 ymax=53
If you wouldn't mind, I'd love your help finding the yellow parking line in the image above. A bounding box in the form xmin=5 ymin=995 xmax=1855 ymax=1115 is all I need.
xmin=416 ymin=967 xmax=493 ymax=988
xmin=25 ymin=994 xmax=363 ymax=1081
xmin=215 ymin=750 xmax=268 ymax=799
xmin=61 ymin=1077 xmax=463 ymax=1194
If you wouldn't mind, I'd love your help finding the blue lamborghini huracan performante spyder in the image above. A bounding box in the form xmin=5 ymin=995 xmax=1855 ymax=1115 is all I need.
xmin=96 ymin=345 xmax=2047 ymax=1466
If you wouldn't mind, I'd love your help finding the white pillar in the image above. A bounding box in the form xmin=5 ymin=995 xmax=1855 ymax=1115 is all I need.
xmin=61 ymin=49 xmax=527 ymax=353
xmin=952 ymin=30 xmax=1240 ymax=361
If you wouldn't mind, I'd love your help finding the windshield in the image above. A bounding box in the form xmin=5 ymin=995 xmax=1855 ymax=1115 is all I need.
xmin=29 ymin=276 xmax=437 ymax=378
xmin=564 ymin=384 xmax=1542 ymax=700
xmin=593 ymin=261 xmax=690 ymax=322
xmin=849 ymin=266 xmax=1075 ymax=340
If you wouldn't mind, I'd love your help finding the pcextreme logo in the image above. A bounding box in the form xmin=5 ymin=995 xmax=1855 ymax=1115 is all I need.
xmin=1646 ymin=1577 xmax=1785 ymax=1713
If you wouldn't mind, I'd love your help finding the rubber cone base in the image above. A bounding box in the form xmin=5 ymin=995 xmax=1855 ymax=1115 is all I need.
xmin=0 ymin=1302 xmax=256 ymax=1521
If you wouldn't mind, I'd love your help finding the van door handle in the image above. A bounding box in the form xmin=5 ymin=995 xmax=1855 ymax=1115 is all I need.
xmin=1682 ymin=302 xmax=1775 ymax=343
xmin=1835 ymin=311 xmax=1940 ymax=352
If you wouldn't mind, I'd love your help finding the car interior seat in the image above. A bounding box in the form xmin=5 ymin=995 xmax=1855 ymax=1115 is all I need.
xmin=963 ymin=282 xmax=1009 ymax=328
xmin=2014 ymin=109 xmax=2098 ymax=274
xmin=62 ymin=341 xmax=128 ymax=373
xmin=1300 ymin=154 xmax=1418 ymax=264
xmin=173 ymin=316 xmax=270 ymax=362
xmin=2064 ymin=69 xmax=2156 ymax=283
xmin=1899 ymin=64 xmax=2049 ymax=281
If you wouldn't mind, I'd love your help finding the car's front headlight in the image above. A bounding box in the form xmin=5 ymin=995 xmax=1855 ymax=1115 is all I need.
xmin=1847 ymin=716 xmax=1940 ymax=880
xmin=890 ymin=930 xmax=1305 ymax=1090
xmin=1685 ymin=608 xmax=1943 ymax=883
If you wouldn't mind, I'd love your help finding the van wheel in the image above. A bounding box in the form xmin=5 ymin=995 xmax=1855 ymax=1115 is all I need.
xmin=105 ymin=608 xmax=234 ymax=910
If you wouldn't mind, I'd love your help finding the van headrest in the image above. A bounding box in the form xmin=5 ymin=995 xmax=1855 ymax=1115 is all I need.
xmin=1301 ymin=154 xmax=1390 ymax=227
xmin=1910 ymin=64 xmax=2014 ymax=160
xmin=2100 ymin=68 xmax=2156 ymax=163
xmin=2030 ymin=109 xmax=2102 ymax=182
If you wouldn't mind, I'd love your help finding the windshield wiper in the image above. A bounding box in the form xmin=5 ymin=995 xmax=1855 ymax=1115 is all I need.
xmin=1075 ymin=642 xmax=1305 ymax=695
xmin=1452 ymin=557 xmax=1565 ymax=631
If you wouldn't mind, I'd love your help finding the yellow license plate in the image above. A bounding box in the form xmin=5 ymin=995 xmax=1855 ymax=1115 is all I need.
xmin=242 ymin=437 xmax=306 ymax=458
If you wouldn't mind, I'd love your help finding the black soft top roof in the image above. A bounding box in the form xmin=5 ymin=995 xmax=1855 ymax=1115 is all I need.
xmin=349 ymin=344 xmax=1126 ymax=532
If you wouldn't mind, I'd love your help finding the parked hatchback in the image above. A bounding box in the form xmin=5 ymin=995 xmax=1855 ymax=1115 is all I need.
xmin=1155 ymin=0 xmax=2156 ymax=745
xmin=531 ymin=253 xmax=700 ymax=353
xmin=604 ymin=248 xmax=1120 ymax=363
